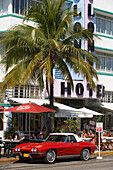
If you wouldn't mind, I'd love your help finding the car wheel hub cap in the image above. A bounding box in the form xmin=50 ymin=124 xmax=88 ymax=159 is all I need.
xmin=47 ymin=151 xmax=55 ymax=162
xmin=83 ymin=150 xmax=89 ymax=160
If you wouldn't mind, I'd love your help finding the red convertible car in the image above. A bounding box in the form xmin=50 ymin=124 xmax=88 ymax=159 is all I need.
xmin=14 ymin=133 xmax=96 ymax=163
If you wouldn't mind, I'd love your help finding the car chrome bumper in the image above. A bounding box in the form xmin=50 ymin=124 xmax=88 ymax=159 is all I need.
xmin=14 ymin=152 xmax=45 ymax=158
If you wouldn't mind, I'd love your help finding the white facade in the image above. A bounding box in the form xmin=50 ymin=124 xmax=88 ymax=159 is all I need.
xmin=94 ymin=0 xmax=113 ymax=102
xmin=94 ymin=0 xmax=113 ymax=13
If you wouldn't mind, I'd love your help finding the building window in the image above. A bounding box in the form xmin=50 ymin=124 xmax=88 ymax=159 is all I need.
xmin=102 ymin=91 xmax=113 ymax=103
xmin=74 ymin=22 xmax=81 ymax=33
xmin=74 ymin=39 xmax=81 ymax=49
xmin=13 ymin=85 xmax=39 ymax=98
xmin=55 ymin=69 xmax=64 ymax=80
xmin=96 ymin=14 xmax=113 ymax=35
xmin=0 ymin=0 xmax=8 ymax=15
xmin=12 ymin=0 xmax=40 ymax=15
xmin=96 ymin=52 xmax=113 ymax=72
xmin=88 ymin=22 xmax=94 ymax=33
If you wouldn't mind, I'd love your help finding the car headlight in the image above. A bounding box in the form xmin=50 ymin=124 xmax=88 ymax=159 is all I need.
xmin=15 ymin=148 xmax=18 ymax=151
xmin=31 ymin=148 xmax=34 ymax=152
xmin=34 ymin=148 xmax=37 ymax=152
xmin=31 ymin=148 xmax=37 ymax=152
xmin=18 ymin=148 xmax=20 ymax=151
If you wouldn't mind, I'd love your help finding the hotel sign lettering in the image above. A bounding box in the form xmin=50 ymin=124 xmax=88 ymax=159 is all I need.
xmin=54 ymin=80 xmax=105 ymax=99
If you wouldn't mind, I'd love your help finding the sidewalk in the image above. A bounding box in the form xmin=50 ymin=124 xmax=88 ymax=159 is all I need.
xmin=92 ymin=150 xmax=113 ymax=156
xmin=0 ymin=149 xmax=19 ymax=162
xmin=0 ymin=150 xmax=113 ymax=162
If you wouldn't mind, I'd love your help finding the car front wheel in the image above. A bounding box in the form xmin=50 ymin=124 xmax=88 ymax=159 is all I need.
xmin=44 ymin=150 xmax=56 ymax=164
xmin=80 ymin=148 xmax=90 ymax=161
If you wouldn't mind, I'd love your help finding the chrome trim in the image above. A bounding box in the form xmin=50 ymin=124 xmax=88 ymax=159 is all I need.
xmin=57 ymin=154 xmax=80 ymax=159
xmin=30 ymin=152 xmax=45 ymax=155
xmin=15 ymin=151 xmax=45 ymax=156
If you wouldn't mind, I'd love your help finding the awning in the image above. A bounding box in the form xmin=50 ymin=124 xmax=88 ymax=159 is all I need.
xmin=78 ymin=107 xmax=103 ymax=116
xmin=55 ymin=112 xmax=93 ymax=118
xmin=0 ymin=106 xmax=4 ymax=110
xmin=0 ymin=103 xmax=11 ymax=107
xmin=8 ymin=98 xmax=103 ymax=118
xmin=100 ymin=102 xmax=113 ymax=112
xmin=55 ymin=107 xmax=103 ymax=118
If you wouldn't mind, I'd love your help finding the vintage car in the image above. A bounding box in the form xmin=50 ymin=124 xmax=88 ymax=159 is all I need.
xmin=14 ymin=133 xmax=96 ymax=163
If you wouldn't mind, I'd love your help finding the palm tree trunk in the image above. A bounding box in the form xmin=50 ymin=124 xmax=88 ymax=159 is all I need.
xmin=49 ymin=65 xmax=54 ymax=132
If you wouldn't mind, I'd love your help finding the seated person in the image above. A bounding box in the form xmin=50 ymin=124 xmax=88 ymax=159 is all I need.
xmin=81 ymin=129 xmax=88 ymax=138
xmin=107 ymin=130 xmax=111 ymax=137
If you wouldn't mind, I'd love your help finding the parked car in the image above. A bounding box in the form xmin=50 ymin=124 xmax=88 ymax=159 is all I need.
xmin=14 ymin=133 xmax=96 ymax=163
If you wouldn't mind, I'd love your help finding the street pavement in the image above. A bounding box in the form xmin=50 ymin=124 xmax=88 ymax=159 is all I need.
xmin=0 ymin=155 xmax=113 ymax=170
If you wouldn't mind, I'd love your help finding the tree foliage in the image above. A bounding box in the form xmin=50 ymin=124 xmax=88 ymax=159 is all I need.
xmin=4 ymin=117 xmax=17 ymax=139
xmin=65 ymin=118 xmax=80 ymax=133
xmin=0 ymin=0 xmax=98 ymax=95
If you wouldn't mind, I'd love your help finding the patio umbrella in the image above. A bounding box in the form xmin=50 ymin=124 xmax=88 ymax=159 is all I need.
xmin=0 ymin=106 xmax=4 ymax=110
xmin=4 ymin=103 xmax=56 ymax=139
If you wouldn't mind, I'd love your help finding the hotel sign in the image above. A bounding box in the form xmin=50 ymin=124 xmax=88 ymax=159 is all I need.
xmin=54 ymin=80 xmax=105 ymax=99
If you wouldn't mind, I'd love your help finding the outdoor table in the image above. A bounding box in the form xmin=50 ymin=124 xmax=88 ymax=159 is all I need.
xmin=3 ymin=139 xmax=22 ymax=158
xmin=102 ymin=136 xmax=113 ymax=142
xmin=81 ymin=138 xmax=92 ymax=142
xmin=102 ymin=136 xmax=113 ymax=140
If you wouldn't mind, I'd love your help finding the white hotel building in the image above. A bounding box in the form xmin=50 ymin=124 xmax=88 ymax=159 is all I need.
xmin=0 ymin=0 xmax=113 ymax=138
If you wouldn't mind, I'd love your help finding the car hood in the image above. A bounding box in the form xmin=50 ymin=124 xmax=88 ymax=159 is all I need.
xmin=15 ymin=141 xmax=58 ymax=150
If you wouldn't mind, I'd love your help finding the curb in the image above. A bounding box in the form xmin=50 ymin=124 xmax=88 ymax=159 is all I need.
xmin=92 ymin=151 xmax=113 ymax=156
xmin=0 ymin=157 xmax=19 ymax=162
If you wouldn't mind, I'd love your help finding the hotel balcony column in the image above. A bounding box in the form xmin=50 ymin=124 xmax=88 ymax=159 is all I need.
xmin=8 ymin=0 xmax=13 ymax=14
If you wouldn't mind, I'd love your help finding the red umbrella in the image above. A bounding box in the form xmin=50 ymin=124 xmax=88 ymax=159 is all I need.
xmin=4 ymin=103 xmax=56 ymax=139
xmin=4 ymin=102 xmax=55 ymax=113
xmin=0 ymin=106 xmax=4 ymax=110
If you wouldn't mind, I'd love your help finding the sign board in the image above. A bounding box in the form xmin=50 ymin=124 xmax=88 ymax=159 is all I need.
xmin=96 ymin=122 xmax=103 ymax=160
xmin=53 ymin=79 xmax=105 ymax=99
xmin=96 ymin=122 xmax=103 ymax=132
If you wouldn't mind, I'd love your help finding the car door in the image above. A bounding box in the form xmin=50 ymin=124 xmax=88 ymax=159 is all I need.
xmin=57 ymin=136 xmax=71 ymax=156
xmin=66 ymin=135 xmax=81 ymax=155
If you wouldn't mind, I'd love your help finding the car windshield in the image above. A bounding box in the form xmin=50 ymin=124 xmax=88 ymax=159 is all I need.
xmin=45 ymin=135 xmax=67 ymax=142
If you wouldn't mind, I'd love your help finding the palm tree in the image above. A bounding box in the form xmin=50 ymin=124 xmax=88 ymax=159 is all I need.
xmin=0 ymin=0 xmax=98 ymax=131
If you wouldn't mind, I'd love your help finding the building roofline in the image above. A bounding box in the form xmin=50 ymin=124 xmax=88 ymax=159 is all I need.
xmin=94 ymin=7 xmax=113 ymax=16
